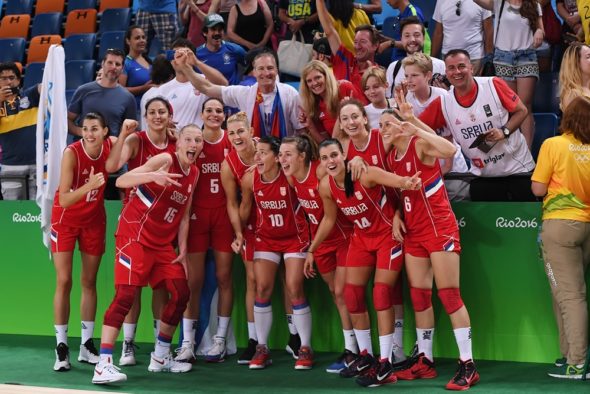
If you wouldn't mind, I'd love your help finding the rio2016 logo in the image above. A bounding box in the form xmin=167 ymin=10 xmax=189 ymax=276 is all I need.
xmin=456 ymin=217 xmax=466 ymax=228
xmin=495 ymin=216 xmax=538 ymax=229
xmin=12 ymin=212 xmax=42 ymax=223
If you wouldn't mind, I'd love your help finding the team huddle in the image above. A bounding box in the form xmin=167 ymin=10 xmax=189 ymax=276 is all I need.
xmin=49 ymin=48 xmax=479 ymax=391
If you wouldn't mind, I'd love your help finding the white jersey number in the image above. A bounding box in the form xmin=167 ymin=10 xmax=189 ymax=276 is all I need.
xmin=353 ymin=217 xmax=371 ymax=229
xmin=269 ymin=214 xmax=284 ymax=227
xmin=86 ymin=189 xmax=98 ymax=202
xmin=210 ymin=179 xmax=219 ymax=194
xmin=307 ymin=213 xmax=318 ymax=225
xmin=404 ymin=196 xmax=412 ymax=212
xmin=164 ymin=207 xmax=178 ymax=223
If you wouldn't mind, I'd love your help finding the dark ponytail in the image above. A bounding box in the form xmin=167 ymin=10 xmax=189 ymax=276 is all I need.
xmin=282 ymin=134 xmax=318 ymax=165
xmin=259 ymin=135 xmax=281 ymax=156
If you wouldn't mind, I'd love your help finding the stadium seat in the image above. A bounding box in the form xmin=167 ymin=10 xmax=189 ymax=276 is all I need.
xmin=67 ymin=0 xmax=97 ymax=13
xmin=66 ymin=89 xmax=76 ymax=105
xmin=64 ymin=9 xmax=97 ymax=37
xmin=5 ymin=0 xmax=34 ymax=15
xmin=23 ymin=62 xmax=45 ymax=90
xmin=35 ymin=0 xmax=65 ymax=15
xmin=98 ymin=30 xmax=126 ymax=60
xmin=99 ymin=0 xmax=131 ymax=13
xmin=531 ymin=113 xmax=559 ymax=161
xmin=0 ymin=14 xmax=30 ymax=39
xmin=533 ymin=72 xmax=560 ymax=114
xmin=285 ymin=81 xmax=300 ymax=91
xmin=27 ymin=35 xmax=62 ymax=64
xmin=65 ymin=60 xmax=96 ymax=90
xmin=64 ymin=33 xmax=97 ymax=61
xmin=0 ymin=37 xmax=26 ymax=63
xmin=31 ymin=13 xmax=63 ymax=37
xmin=98 ymin=8 xmax=131 ymax=34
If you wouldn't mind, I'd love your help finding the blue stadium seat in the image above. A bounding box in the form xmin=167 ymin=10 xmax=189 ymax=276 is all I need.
xmin=66 ymin=89 xmax=76 ymax=105
xmin=0 ymin=37 xmax=26 ymax=63
xmin=65 ymin=60 xmax=95 ymax=90
xmin=64 ymin=33 xmax=97 ymax=61
xmin=531 ymin=113 xmax=559 ymax=161
xmin=98 ymin=30 xmax=125 ymax=60
xmin=31 ymin=13 xmax=63 ymax=37
xmin=5 ymin=0 xmax=33 ymax=15
xmin=98 ymin=8 xmax=131 ymax=34
xmin=373 ymin=1 xmax=399 ymax=28
xmin=533 ymin=72 xmax=560 ymax=114
xmin=285 ymin=81 xmax=300 ymax=91
xmin=67 ymin=0 xmax=97 ymax=13
xmin=23 ymin=62 xmax=45 ymax=90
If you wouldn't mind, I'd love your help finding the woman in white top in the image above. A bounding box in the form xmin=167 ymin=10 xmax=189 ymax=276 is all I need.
xmin=474 ymin=0 xmax=544 ymax=148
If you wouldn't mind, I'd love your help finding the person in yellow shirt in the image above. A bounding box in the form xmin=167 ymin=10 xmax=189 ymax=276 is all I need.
xmin=578 ymin=0 xmax=590 ymax=44
xmin=325 ymin=0 xmax=371 ymax=53
xmin=532 ymin=95 xmax=590 ymax=380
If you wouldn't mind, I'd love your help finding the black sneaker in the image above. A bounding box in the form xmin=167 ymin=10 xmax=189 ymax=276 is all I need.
xmin=326 ymin=349 xmax=358 ymax=373
xmin=285 ymin=333 xmax=301 ymax=360
xmin=339 ymin=350 xmax=375 ymax=378
xmin=445 ymin=359 xmax=480 ymax=390
xmin=54 ymin=342 xmax=71 ymax=371
xmin=237 ymin=338 xmax=258 ymax=365
xmin=356 ymin=359 xmax=398 ymax=387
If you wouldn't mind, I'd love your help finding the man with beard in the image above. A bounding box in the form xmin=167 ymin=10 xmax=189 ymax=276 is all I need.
xmin=385 ymin=17 xmax=447 ymax=96
xmin=68 ymin=49 xmax=137 ymax=138
xmin=196 ymin=14 xmax=246 ymax=85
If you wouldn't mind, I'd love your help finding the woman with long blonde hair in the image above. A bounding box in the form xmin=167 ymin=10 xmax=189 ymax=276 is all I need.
xmin=558 ymin=42 xmax=590 ymax=111
xmin=299 ymin=60 xmax=363 ymax=143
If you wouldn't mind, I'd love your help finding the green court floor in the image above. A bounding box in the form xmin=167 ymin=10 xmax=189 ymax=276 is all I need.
xmin=1 ymin=335 xmax=588 ymax=393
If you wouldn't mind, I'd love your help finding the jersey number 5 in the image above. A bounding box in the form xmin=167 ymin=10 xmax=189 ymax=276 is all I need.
xmin=210 ymin=179 xmax=219 ymax=194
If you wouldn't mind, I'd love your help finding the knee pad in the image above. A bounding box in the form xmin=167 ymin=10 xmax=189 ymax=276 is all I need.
xmin=438 ymin=288 xmax=464 ymax=314
xmin=410 ymin=287 xmax=432 ymax=312
xmin=161 ymin=279 xmax=190 ymax=326
xmin=343 ymin=283 xmax=367 ymax=314
xmin=103 ymin=285 xmax=138 ymax=328
xmin=373 ymin=282 xmax=393 ymax=311
xmin=390 ymin=280 xmax=403 ymax=305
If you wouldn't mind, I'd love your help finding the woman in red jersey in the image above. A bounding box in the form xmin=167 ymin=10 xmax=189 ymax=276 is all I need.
xmin=381 ymin=101 xmax=479 ymax=391
xmin=278 ymin=134 xmax=358 ymax=373
xmin=306 ymin=138 xmax=420 ymax=388
xmin=177 ymin=97 xmax=235 ymax=363
xmin=92 ymin=124 xmax=203 ymax=385
xmin=299 ymin=60 xmax=363 ymax=143
xmin=105 ymin=96 xmax=176 ymax=366
xmin=51 ymin=112 xmax=115 ymax=372
xmin=239 ymin=136 xmax=312 ymax=370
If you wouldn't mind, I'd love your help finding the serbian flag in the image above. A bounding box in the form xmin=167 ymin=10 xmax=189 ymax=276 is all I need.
xmin=36 ymin=45 xmax=67 ymax=250
xmin=250 ymin=87 xmax=287 ymax=138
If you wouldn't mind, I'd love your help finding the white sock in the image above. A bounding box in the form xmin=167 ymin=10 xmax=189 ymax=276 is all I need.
xmin=247 ymin=321 xmax=258 ymax=341
xmin=215 ymin=316 xmax=231 ymax=338
xmin=153 ymin=319 xmax=161 ymax=340
xmin=343 ymin=329 xmax=359 ymax=353
xmin=286 ymin=314 xmax=298 ymax=335
xmin=393 ymin=319 xmax=404 ymax=348
xmin=182 ymin=318 xmax=197 ymax=344
xmin=453 ymin=327 xmax=473 ymax=361
xmin=81 ymin=321 xmax=94 ymax=344
xmin=54 ymin=324 xmax=68 ymax=345
xmin=154 ymin=334 xmax=171 ymax=358
xmin=417 ymin=328 xmax=434 ymax=361
xmin=292 ymin=302 xmax=312 ymax=347
xmin=379 ymin=333 xmax=394 ymax=362
xmin=254 ymin=302 xmax=273 ymax=345
xmin=354 ymin=328 xmax=373 ymax=355
xmin=122 ymin=323 xmax=137 ymax=342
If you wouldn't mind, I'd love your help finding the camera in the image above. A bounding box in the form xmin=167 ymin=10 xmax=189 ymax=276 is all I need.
xmin=165 ymin=49 xmax=176 ymax=62
xmin=431 ymin=73 xmax=450 ymax=87
xmin=9 ymin=87 xmax=20 ymax=95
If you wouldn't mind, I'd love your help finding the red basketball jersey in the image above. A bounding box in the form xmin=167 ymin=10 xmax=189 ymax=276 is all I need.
xmin=253 ymin=168 xmax=309 ymax=244
xmin=225 ymin=148 xmax=256 ymax=232
xmin=124 ymin=131 xmax=176 ymax=205
xmin=116 ymin=153 xmax=199 ymax=247
xmin=293 ymin=161 xmax=352 ymax=242
xmin=52 ymin=139 xmax=112 ymax=227
xmin=328 ymin=175 xmax=394 ymax=238
xmin=193 ymin=130 xmax=232 ymax=209
xmin=386 ymin=136 xmax=458 ymax=241
xmin=346 ymin=129 xmax=388 ymax=169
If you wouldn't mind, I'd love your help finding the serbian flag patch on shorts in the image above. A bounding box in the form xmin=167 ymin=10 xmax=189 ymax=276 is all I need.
xmin=390 ymin=244 xmax=403 ymax=262
xmin=118 ymin=253 xmax=132 ymax=270
xmin=443 ymin=238 xmax=455 ymax=252
xmin=50 ymin=229 xmax=58 ymax=243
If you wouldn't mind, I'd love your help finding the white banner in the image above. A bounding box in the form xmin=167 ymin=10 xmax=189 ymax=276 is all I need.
xmin=36 ymin=45 xmax=67 ymax=250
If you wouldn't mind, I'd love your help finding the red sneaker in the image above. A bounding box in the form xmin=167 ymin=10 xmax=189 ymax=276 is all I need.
xmin=394 ymin=353 xmax=438 ymax=380
xmin=445 ymin=359 xmax=479 ymax=391
xmin=294 ymin=346 xmax=313 ymax=370
xmin=249 ymin=345 xmax=272 ymax=370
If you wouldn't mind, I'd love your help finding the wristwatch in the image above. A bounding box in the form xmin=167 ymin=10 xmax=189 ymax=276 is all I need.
xmin=502 ymin=126 xmax=511 ymax=138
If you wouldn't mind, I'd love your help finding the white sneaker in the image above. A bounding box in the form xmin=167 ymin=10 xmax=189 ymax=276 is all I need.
xmin=149 ymin=352 xmax=193 ymax=373
xmin=205 ymin=336 xmax=227 ymax=363
xmin=174 ymin=341 xmax=196 ymax=363
xmin=78 ymin=339 xmax=100 ymax=364
xmin=119 ymin=340 xmax=137 ymax=366
xmin=92 ymin=361 xmax=127 ymax=384
xmin=53 ymin=343 xmax=71 ymax=372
